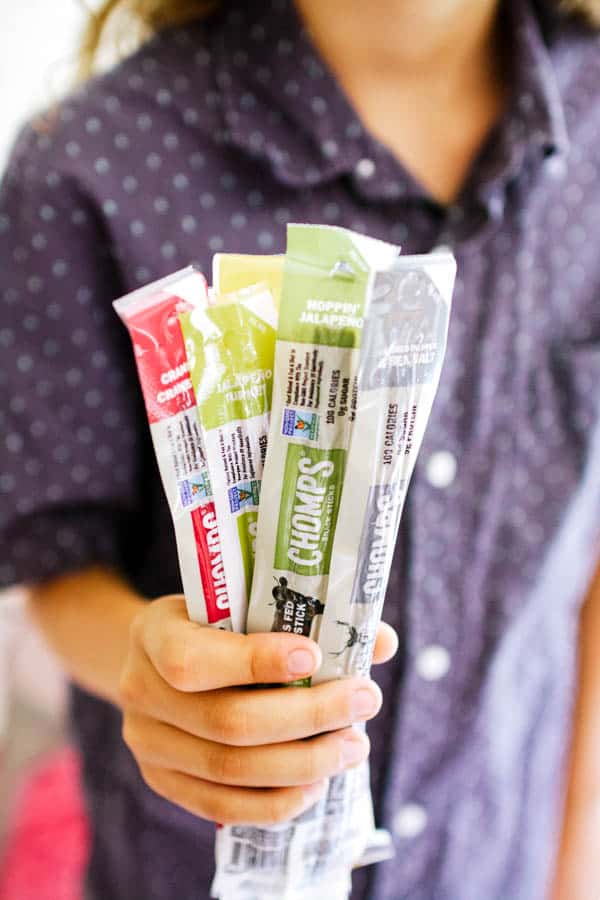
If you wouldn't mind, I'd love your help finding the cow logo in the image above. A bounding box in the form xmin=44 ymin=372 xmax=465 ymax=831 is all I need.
xmin=179 ymin=472 xmax=211 ymax=508
xmin=228 ymin=480 xmax=260 ymax=513
xmin=330 ymin=619 xmax=377 ymax=675
xmin=282 ymin=408 xmax=320 ymax=441
xmin=270 ymin=576 xmax=325 ymax=637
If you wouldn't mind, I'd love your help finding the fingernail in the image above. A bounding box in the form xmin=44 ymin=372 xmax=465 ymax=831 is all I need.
xmin=287 ymin=648 xmax=315 ymax=677
xmin=352 ymin=688 xmax=379 ymax=720
xmin=341 ymin=737 xmax=367 ymax=767
xmin=304 ymin=779 xmax=327 ymax=804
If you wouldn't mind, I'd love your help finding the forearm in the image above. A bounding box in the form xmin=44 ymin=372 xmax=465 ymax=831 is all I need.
xmin=551 ymin=560 xmax=600 ymax=900
xmin=27 ymin=565 xmax=145 ymax=706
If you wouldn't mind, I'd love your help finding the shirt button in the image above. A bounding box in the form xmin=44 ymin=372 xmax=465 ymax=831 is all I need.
xmin=355 ymin=158 xmax=376 ymax=179
xmin=415 ymin=644 xmax=451 ymax=681
xmin=545 ymin=155 xmax=567 ymax=180
xmin=425 ymin=450 xmax=457 ymax=488
xmin=393 ymin=804 xmax=428 ymax=839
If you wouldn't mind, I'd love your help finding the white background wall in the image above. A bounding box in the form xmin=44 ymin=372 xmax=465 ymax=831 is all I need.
xmin=0 ymin=0 xmax=89 ymax=170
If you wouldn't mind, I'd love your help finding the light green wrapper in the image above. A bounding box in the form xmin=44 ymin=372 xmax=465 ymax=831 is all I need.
xmin=179 ymin=285 xmax=276 ymax=633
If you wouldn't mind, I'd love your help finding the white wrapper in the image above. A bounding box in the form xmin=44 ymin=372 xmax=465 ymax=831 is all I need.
xmin=114 ymin=267 xmax=234 ymax=627
xmin=215 ymin=226 xmax=455 ymax=900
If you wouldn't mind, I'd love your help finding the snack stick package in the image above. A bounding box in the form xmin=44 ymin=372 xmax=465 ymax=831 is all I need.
xmin=213 ymin=761 xmax=377 ymax=900
xmin=113 ymin=267 xmax=232 ymax=627
xmin=213 ymin=252 xmax=284 ymax=308
xmin=214 ymin=280 xmax=278 ymax=331
xmin=184 ymin=263 xmax=375 ymax=900
xmin=221 ymin=228 xmax=455 ymax=900
xmin=247 ymin=225 xmax=400 ymax=643
xmin=179 ymin=282 xmax=285 ymax=899
xmin=211 ymin=227 xmax=401 ymax=900
xmin=304 ymin=256 xmax=454 ymax=893
xmin=179 ymin=284 xmax=277 ymax=632
xmin=315 ymin=253 xmax=456 ymax=683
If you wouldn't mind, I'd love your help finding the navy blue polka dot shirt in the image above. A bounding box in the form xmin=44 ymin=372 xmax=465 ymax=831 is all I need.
xmin=2 ymin=2 xmax=600 ymax=898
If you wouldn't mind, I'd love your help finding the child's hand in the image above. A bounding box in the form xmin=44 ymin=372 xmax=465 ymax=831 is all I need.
xmin=119 ymin=594 xmax=396 ymax=825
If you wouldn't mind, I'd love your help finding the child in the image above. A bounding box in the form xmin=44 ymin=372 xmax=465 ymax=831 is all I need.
xmin=1 ymin=1 xmax=600 ymax=898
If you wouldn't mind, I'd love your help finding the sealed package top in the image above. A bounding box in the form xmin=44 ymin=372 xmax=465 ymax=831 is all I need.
xmin=247 ymin=224 xmax=400 ymax=642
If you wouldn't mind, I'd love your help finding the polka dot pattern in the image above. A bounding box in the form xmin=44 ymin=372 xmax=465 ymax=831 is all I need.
xmin=1 ymin=2 xmax=600 ymax=900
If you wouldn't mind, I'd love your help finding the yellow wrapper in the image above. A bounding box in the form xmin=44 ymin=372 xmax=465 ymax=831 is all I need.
xmin=212 ymin=253 xmax=284 ymax=308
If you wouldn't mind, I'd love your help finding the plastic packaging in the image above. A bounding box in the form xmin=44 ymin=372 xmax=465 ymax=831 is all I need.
xmin=178 ymin=284 xmax=277 ymax=632
xmin=225 ymin=225 xmax=455 ymax=900
xmin=113 ymin=267 xmax=232 ymax=627
xmin=314 ymin=253 xmax=456 ymax=682
xmin=213 ymin=253 xmax=284 ymax=308
xmin=114 ymin=230 xmax=456 ymax=900
xmin=247 ymin=226 xmax=401 ymax=643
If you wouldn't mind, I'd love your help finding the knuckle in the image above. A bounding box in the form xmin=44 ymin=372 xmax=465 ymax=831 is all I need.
xmin=247 ymin=635 xmax=287 ymax=685
xmin=208 ymin=745 xmax=244 ymax=784
xmin=301 ymin=741 xmax=322 ymax=783
xmin=206 ymin=701 xmax=236 ymax=745
xmin=232 ymin=702 xmax=254 ymax=745
xmin=158 ymin=634 xmax=189 ymax=690
xmin=209 ymin=697 xmax=252 ymax=746
xmin=247 ymin=641 xmax=263 ymax=684
xmin=310 ymin=694 xmax=333 ymax=735
xmin=246 ymin=635 xmax=277 ymax=685
xmin=206 ymin=705 xmax=232 ymax=744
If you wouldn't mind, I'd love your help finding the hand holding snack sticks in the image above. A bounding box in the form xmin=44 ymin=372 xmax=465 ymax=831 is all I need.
xmin=234 ymin=226 xmax=455 ymax=899
xmin=114 ymin=225 xmax=455 ymax=900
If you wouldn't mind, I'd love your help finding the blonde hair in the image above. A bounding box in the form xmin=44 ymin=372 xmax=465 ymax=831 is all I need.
xmin=79 ymin=0 xmax=600 ymax=79
xmin=78 ymin=0 xmax=219 ymax=79
xmin=561 ymin=0 xmax=600 ymax=19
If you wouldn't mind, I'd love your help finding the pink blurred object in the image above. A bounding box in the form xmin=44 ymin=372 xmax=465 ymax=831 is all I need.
xmin=0 ymin=747 xmax=89 ymax=900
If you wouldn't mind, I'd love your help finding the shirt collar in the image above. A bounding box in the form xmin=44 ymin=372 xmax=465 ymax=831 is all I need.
xmin=210 ymin=0 xmax=378 ymax=188
xmin=514 ymin=1 xmax=569 ymax=158
xmin=473 ymin=0 xmax=570 ymax=192
xmin=210 ymin=0 xmax=570 ymax=197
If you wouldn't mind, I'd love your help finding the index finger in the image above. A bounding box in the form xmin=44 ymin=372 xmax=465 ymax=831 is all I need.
xmin=142 ymin=596 xmax=322 ymax=692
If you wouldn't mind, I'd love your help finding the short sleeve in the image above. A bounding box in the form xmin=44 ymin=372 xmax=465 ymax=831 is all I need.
xmin=0 ymin=125 xmax=146 ymax=588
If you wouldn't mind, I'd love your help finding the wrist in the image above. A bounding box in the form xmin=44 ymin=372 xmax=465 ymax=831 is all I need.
xmin=28 ymin=565 xmax=146 ymax=706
